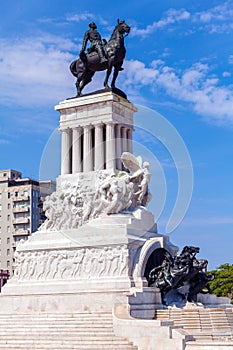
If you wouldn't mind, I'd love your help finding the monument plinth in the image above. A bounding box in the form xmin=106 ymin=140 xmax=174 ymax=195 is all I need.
xmin=1 ymin=91 xmax=177 ymax=316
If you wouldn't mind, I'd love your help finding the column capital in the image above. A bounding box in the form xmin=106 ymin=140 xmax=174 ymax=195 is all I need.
xmin=83 ymin=124 xmax=93 ymax=130
xmin=59 ymin=126 xmax=71 ymax=133
xmin=73 ymin=125 xmax=82 ymax=131
xmin=94 ymin=122 xmax=104 ymax=128
xmin=105 ymin=121 xmax=115 ymax=126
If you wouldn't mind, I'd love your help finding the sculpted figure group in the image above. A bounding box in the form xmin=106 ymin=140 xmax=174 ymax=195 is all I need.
xmin=14 ymin=245 xmax=128 ymax=281
xmin=39 ymin=152 xmax=152 ymax=232
xmin=148 ymin=246 xmax=214 ymax=306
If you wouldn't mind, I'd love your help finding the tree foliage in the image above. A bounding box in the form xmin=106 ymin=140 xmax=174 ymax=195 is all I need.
xmin=208 ymin=263 xmax=233 ymax=303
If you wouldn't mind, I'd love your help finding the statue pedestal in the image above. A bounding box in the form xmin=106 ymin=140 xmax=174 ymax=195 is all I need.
xmin=1 ymin=207 xmax=177 ymax=314
xmin=0 ymin=92 xmax=179 ymax=315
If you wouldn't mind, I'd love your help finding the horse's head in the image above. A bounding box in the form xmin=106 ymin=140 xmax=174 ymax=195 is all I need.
xmin=181 ymin=246 xmax=200 ymax=256
xmin=116 ymin=19 xmax=130 ymax=36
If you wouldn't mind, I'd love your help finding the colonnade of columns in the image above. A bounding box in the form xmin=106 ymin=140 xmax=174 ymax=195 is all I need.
xmin=61 ymin=123 xmax=133 ymax=175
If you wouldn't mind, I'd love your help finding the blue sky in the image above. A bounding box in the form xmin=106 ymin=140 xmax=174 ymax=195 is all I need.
xmin=0 ymin=0 xmax=232 ymax=269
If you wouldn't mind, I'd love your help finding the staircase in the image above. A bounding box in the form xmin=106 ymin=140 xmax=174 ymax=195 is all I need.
xmin=155 ymin=307 xmax=233 ymax=346
xmin=0 ymin=312 xmax=138 ymax=350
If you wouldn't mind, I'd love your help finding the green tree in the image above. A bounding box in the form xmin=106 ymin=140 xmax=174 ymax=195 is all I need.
xmin=208 ymin=263 xmax=233 ymax=303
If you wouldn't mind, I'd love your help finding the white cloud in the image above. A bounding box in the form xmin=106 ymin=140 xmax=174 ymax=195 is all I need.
xmin=131 ymin=8 xmax=190 ymax=37
xmin=222 ymin=71 xmax=231 ymax=77
xmin=121 ymin=60 xmax=233 ymax=126
xmin=131 ymin=2 xmax=233 ymax=37
xmin=193 ymin=2 xmax=233 ymax=34
xmin=66 ymin=13 xmax=108 ymax=27
xmin=0 ymin=34 xmax=77 ymax=106
xmin=195 ymin=2 xmax=233 ymax=23
xmin=66 ymin=12 xmax=94 ymax=22
xmin=123 ymin=60 xmax=159 ymax=86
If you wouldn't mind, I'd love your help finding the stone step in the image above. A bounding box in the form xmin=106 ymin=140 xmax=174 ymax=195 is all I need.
xmin=0 ymin=346 xmax=138 ymax=350
xmin=0 ymin=332 xmax=120 ymax=337
xmin=0 ymin=317 xmax=113 ymax=323
xmin=0 ymin=339 xmax=133 ymax=344
xmin=0 ymin=325 xmax=113 ymax=331
xmin=0 ymin=319 xmax=113 ymax=324
xmin=0 ymin=314 xmax=112 ymax=320
xmin=0 ymin=344 xmax=138 ymax=349
xmin=0 ymin=330 xmax=115 ymax=335
xmin=0 ymin=315 xmax=111 ymax=319
xmin=0 ymin=311 xmax=138 ymax=350
xmin=0 ymin=320 xmax=113 ymax=325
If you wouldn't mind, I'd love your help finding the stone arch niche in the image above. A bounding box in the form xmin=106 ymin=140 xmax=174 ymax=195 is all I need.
xmin=132 ymin=237 xmax=178 ymax=289
xmin=144 ymin=248 xmax=169 ymax=282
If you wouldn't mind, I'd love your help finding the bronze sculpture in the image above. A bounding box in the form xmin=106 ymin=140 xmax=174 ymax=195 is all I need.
xmin=148 ymin=246 xmax=214 ymax=306
xmin=70 ymin=19 xmax=130 ymax=98
xmin=80 ymin=22 xmax=107 ymax=64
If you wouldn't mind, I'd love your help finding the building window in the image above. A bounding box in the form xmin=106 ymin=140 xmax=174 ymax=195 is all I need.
xmin=15 ymin=192 xmax=18 ymax=197
xmin=7 ymin=237 xmax=10 ymax=244
xmin=7 ymin=215 xmax=10 ymax=221
xmin=7 ymin=249 xmax=10 ymax=256
xmin=7 ymin=261 xmax=10 ymax=267
xmin=7 ymin=227 xmax=10 ymax=233
xmin=7 ymin=203 xmax=10 ymax=210
xmin=8 ymin=193 xmax=11 ymax=199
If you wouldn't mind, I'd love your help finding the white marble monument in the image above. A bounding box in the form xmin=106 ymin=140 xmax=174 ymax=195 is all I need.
xmin=1 ymin=91 xmax=178 ymax=315
xmin=0 ymin=91 xmax=232 ymax=350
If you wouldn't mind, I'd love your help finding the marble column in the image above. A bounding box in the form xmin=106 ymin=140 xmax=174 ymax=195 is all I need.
xmin=94 ymin=123 xmax=104 ymax=171
xmin=115 ymin=124 xmax=122 ymax=170
xmin=127 ymin=128 xmax=133 ymax=153
xmin=106 ymin=122 xmax=116 ymax=170
xmin=72 ymin=127 xmax=82 ymax=173
xmin=83 ymin=125 xmax=93 ymax=172
xmin=61 ymin=128 xmax=72 ymax=175
xmin=121 ymin=126 xmax=127 ymax=153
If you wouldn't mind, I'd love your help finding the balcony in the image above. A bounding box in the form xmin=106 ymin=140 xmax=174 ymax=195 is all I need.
xmin=12 ymin=207 xmax=30 ymax=214
xmin=13 ymin=229 xmax=30 ymax=236
xmin=12 ymin=218 xmax=30 ymax=225
xmin=12 ymin=196 xmax=29 ymax=202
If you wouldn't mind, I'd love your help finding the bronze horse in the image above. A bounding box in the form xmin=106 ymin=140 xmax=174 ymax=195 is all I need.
xmin=70 ymin=20 xmax=130 ymax=97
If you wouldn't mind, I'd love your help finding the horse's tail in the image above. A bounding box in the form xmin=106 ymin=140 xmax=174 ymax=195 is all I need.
xmin=70 ymin=59 xmax=85 ymax=78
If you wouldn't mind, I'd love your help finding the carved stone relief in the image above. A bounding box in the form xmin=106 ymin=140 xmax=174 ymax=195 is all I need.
xmin=13 ymin=245 xmax=129 ymax=281
xmin=39 ymin=152 xmax=152 ymax=232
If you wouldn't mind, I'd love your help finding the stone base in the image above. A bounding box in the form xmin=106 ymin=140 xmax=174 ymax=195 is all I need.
xmin=0 ymin=290 xmax=127 ymax=314
xmin=2 ymin=208 xmax=178 ymax=317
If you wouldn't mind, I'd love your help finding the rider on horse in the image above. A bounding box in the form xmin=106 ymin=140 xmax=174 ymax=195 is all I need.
xmin=70 ymin=20 xmax=130 ymax=97
xmin=80 ymin=22 xmax=107 ymax=64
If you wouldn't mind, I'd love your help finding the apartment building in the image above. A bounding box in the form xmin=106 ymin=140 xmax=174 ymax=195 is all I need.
xmin=0 ymin=169 xmax=55 ymax=276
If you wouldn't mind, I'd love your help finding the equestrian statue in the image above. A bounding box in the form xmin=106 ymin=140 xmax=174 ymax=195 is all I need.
xmin=70 ymin=19 xmax=130 ymax=97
